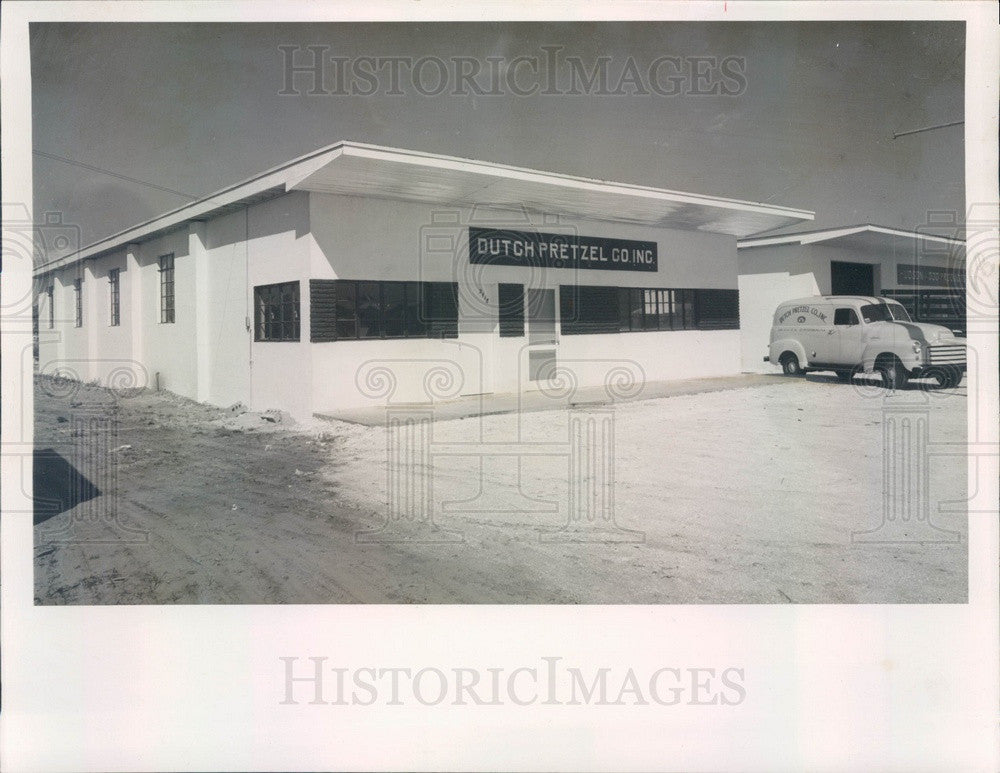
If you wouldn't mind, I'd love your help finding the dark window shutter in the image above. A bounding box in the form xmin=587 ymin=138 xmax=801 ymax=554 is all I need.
xmin=424 ymin=282 xmax=459 ymax=338
xmin=559 ymin=285 xmax=622 ymax=334
xmin=498 ymin=283 xmax=525 ymax=337
xmin=310 ymin=280 xmax=338 ymax=342
xmin=694 ymin=289 xmax=740 ymax=330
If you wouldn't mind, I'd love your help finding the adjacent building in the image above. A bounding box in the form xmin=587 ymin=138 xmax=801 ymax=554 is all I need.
xmin=736 ymin=225 xmax=967 ymax=372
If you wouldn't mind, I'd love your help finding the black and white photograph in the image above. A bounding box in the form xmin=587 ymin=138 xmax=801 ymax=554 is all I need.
xmin=27 ymin=19 xmax=974 ymax=605
xmin=2 ymin=1 xmax=997 ymax=771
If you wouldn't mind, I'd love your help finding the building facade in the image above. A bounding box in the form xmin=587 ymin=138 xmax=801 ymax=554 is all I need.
xmin=34 ymin=141 xmax=814 ymax=420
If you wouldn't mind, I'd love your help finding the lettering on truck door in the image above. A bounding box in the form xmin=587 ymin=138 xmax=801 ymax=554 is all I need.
xmin=801 ymin=305 xmax=835 ymax=363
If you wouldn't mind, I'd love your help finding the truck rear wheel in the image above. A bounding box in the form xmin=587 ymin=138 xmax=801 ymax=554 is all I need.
xmin=780 ymin=353 xmax=802 ymax=376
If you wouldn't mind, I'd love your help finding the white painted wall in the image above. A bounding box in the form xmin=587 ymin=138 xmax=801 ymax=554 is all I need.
xmin=204 ymin=209 xmax=252 ymax=409
xmin=307 ymin=193 xmax=740 ymax=411
xmin=807 ymin=241 xmax=961 ymax=295
xmin=35 ymin=273 xmax=61 ymax=374
xmin=737 ymin=244 xmax=825 ymax=373
xmin=246 ymin=191 xmax=313 ymax=419
xmin=135 ymin=228 xmax=197 ymax=398
xmin=554 ymin=329 xmax=740 ymax=388
xmin=36 ymin=216 xmax=251 ymax=404
xmin=308 ymin=193 xmax=737 ymax=287
xmin=36 ymin=188 xmax=744 ymax=418
xmin=37 ymin=265 xmax=90 ymax=382
xmin=86 ymin=250 xmax=134 ymax=386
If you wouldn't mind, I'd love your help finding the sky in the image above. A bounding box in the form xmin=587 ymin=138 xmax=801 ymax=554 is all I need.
xmin=30 ymin=21 xmax=965 ymax=252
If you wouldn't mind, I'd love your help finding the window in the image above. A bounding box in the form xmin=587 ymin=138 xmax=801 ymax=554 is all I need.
xmin=559 ymin=286 xmax=739 ymax=335
xmin=382 ymin=281 xmax=406 ymax=338
xmin=159 ymin=254 xmax=175 ymax=323
xmin=73 ymin=278 xmax=83 ymax=327
xmin=641 ymin=289 xmax=660 ymax=330
xmin=423 ymin=282 xmax=459 ymax=338
xmin=860 ymin=302 xmax=911 ymax=324
xmin=254 ymin=281 xmax=300 ymax=341
xmin=886 ymin=302 xmax=911 ymax=322
xmin=559 ymin=286 xmax=625 ymax=334
xmin=108 ymin=269 xmax=121 ymax=326
xmin=47 ymin=285 xmax=54 ymax=329
xmin=403 ymin=282 xmax=428 ymax=338
xmin=633 ymin=288 xmax=682 ymax=330
xmin=310 ymin=280 xmax=459 ymax=342
xmin=357 ymin=281 xmax=383 ymax=339
xmin=678 ymin=289 xmax=696 ymax=329
xmin=833 ymin=308 xmax=859 ymax=326
xmin=498 ymin=283 xmax=525 ymax=337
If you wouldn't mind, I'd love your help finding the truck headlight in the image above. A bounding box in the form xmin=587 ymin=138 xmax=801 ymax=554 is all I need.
xmin=912 ymin=341 xmax=922 ymax=354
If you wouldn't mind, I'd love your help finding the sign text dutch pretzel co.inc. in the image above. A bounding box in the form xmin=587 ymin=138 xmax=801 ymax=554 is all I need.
xmin=468 ymin=227 xmax=658 ymax=272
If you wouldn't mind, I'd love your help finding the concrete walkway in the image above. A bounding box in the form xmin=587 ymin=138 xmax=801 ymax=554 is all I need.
xmin=315 ymin=372 xmax=793 ymax=426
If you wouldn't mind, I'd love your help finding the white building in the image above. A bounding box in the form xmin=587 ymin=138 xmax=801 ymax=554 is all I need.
xmin=736 ymin=225 xmax=967 ymax=373
xmin=34 ymin=141 xmax=814 ymax=420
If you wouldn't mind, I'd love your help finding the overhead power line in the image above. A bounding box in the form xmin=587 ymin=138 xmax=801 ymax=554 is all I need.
xmin=33 ymin=149 xmax=202 ymax=200
xmin=891 ymin=120 xmax=964 ymax=139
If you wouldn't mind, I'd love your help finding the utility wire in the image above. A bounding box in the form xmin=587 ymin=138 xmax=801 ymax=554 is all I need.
xmin=892 ymin=120 xmax=964 ymax=140
xmin=33 ymin=149 xmax=203 ymax=200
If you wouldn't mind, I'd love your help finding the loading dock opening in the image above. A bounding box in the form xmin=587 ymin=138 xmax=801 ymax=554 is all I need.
xmin=831 ymin=260 xmax=876 ymax=296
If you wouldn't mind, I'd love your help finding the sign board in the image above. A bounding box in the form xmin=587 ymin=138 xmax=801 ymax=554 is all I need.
xmin=468 ymin=228 xmax=657 ymax=272
xmin=897 ymin=263 xmax=966 ymax=287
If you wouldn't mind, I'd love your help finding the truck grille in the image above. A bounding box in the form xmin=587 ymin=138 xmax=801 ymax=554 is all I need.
xmin=927 ymin=343 xmax=966 ymax=365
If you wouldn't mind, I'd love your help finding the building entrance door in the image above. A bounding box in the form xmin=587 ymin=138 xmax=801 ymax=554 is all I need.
xmin=526 ymin=288 xmax=557 ymax=382
xmin=831 ymin=261 xmax=876 ymax=296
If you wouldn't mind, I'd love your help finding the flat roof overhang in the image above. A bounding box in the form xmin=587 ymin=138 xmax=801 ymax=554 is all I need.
xmin=35 ymin=140 xmax=814 ymax=274
xmin=737 ymin=224 xmax=966 ymax=258
xmin=286 ymin=142 xmax=814 ymax=237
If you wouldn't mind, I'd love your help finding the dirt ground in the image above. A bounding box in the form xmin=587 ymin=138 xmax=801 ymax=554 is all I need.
xmin=33 ymin=373 xmax=967 ymax=604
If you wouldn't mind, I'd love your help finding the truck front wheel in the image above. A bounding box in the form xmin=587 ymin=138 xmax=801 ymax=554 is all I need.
xmin=876 ymin=359 xmax=909 ymax=391
xmin=780 ymin=353 xmax=802 ymax=376
xmin=925 ymin=367 xmax=962 ymax=389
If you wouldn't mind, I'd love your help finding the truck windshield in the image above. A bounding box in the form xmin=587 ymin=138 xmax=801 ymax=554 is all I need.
xmin=860 ymin=302 xmax=912 ymax=323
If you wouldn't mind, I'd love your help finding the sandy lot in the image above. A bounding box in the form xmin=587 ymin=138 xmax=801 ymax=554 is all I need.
xmin=34 ymin=373 xmax=967 ymax=604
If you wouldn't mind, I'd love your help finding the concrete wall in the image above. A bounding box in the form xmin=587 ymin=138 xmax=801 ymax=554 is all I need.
xmin=34 ymin=274 xmax=57 ymax=368
xmin=86 ymin=250 xmax=132 ymax=385
xmin=246 ymin=190 xmax=313 ymax=419
xmin=36 ymin=188 xmax=744 ymax=418
xmin=35 ymin=272 xmax=59 ymax=373
xmin=308 ymin=193 xmax=740 ymax=410
xmin=134 ymin=227 xmax=198 ymax=397
xmin=737 ymin=240 xmax=963 ymax=373
xmin=737 ymin=244 xmax=825 ymax=373
xmin=35 ymin=200 xmax=265 ymax=409
xmin=36 ymin=266 xmax=82 ymax=379
xmin=204 ymin=209 xmax=251 ymax=409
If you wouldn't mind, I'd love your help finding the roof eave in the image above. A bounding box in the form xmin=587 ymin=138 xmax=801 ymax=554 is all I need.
xmin=737 ymin=223 xmax=966 ymax=250
xmin=34 ymin=140 xmax=813 ymax=274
